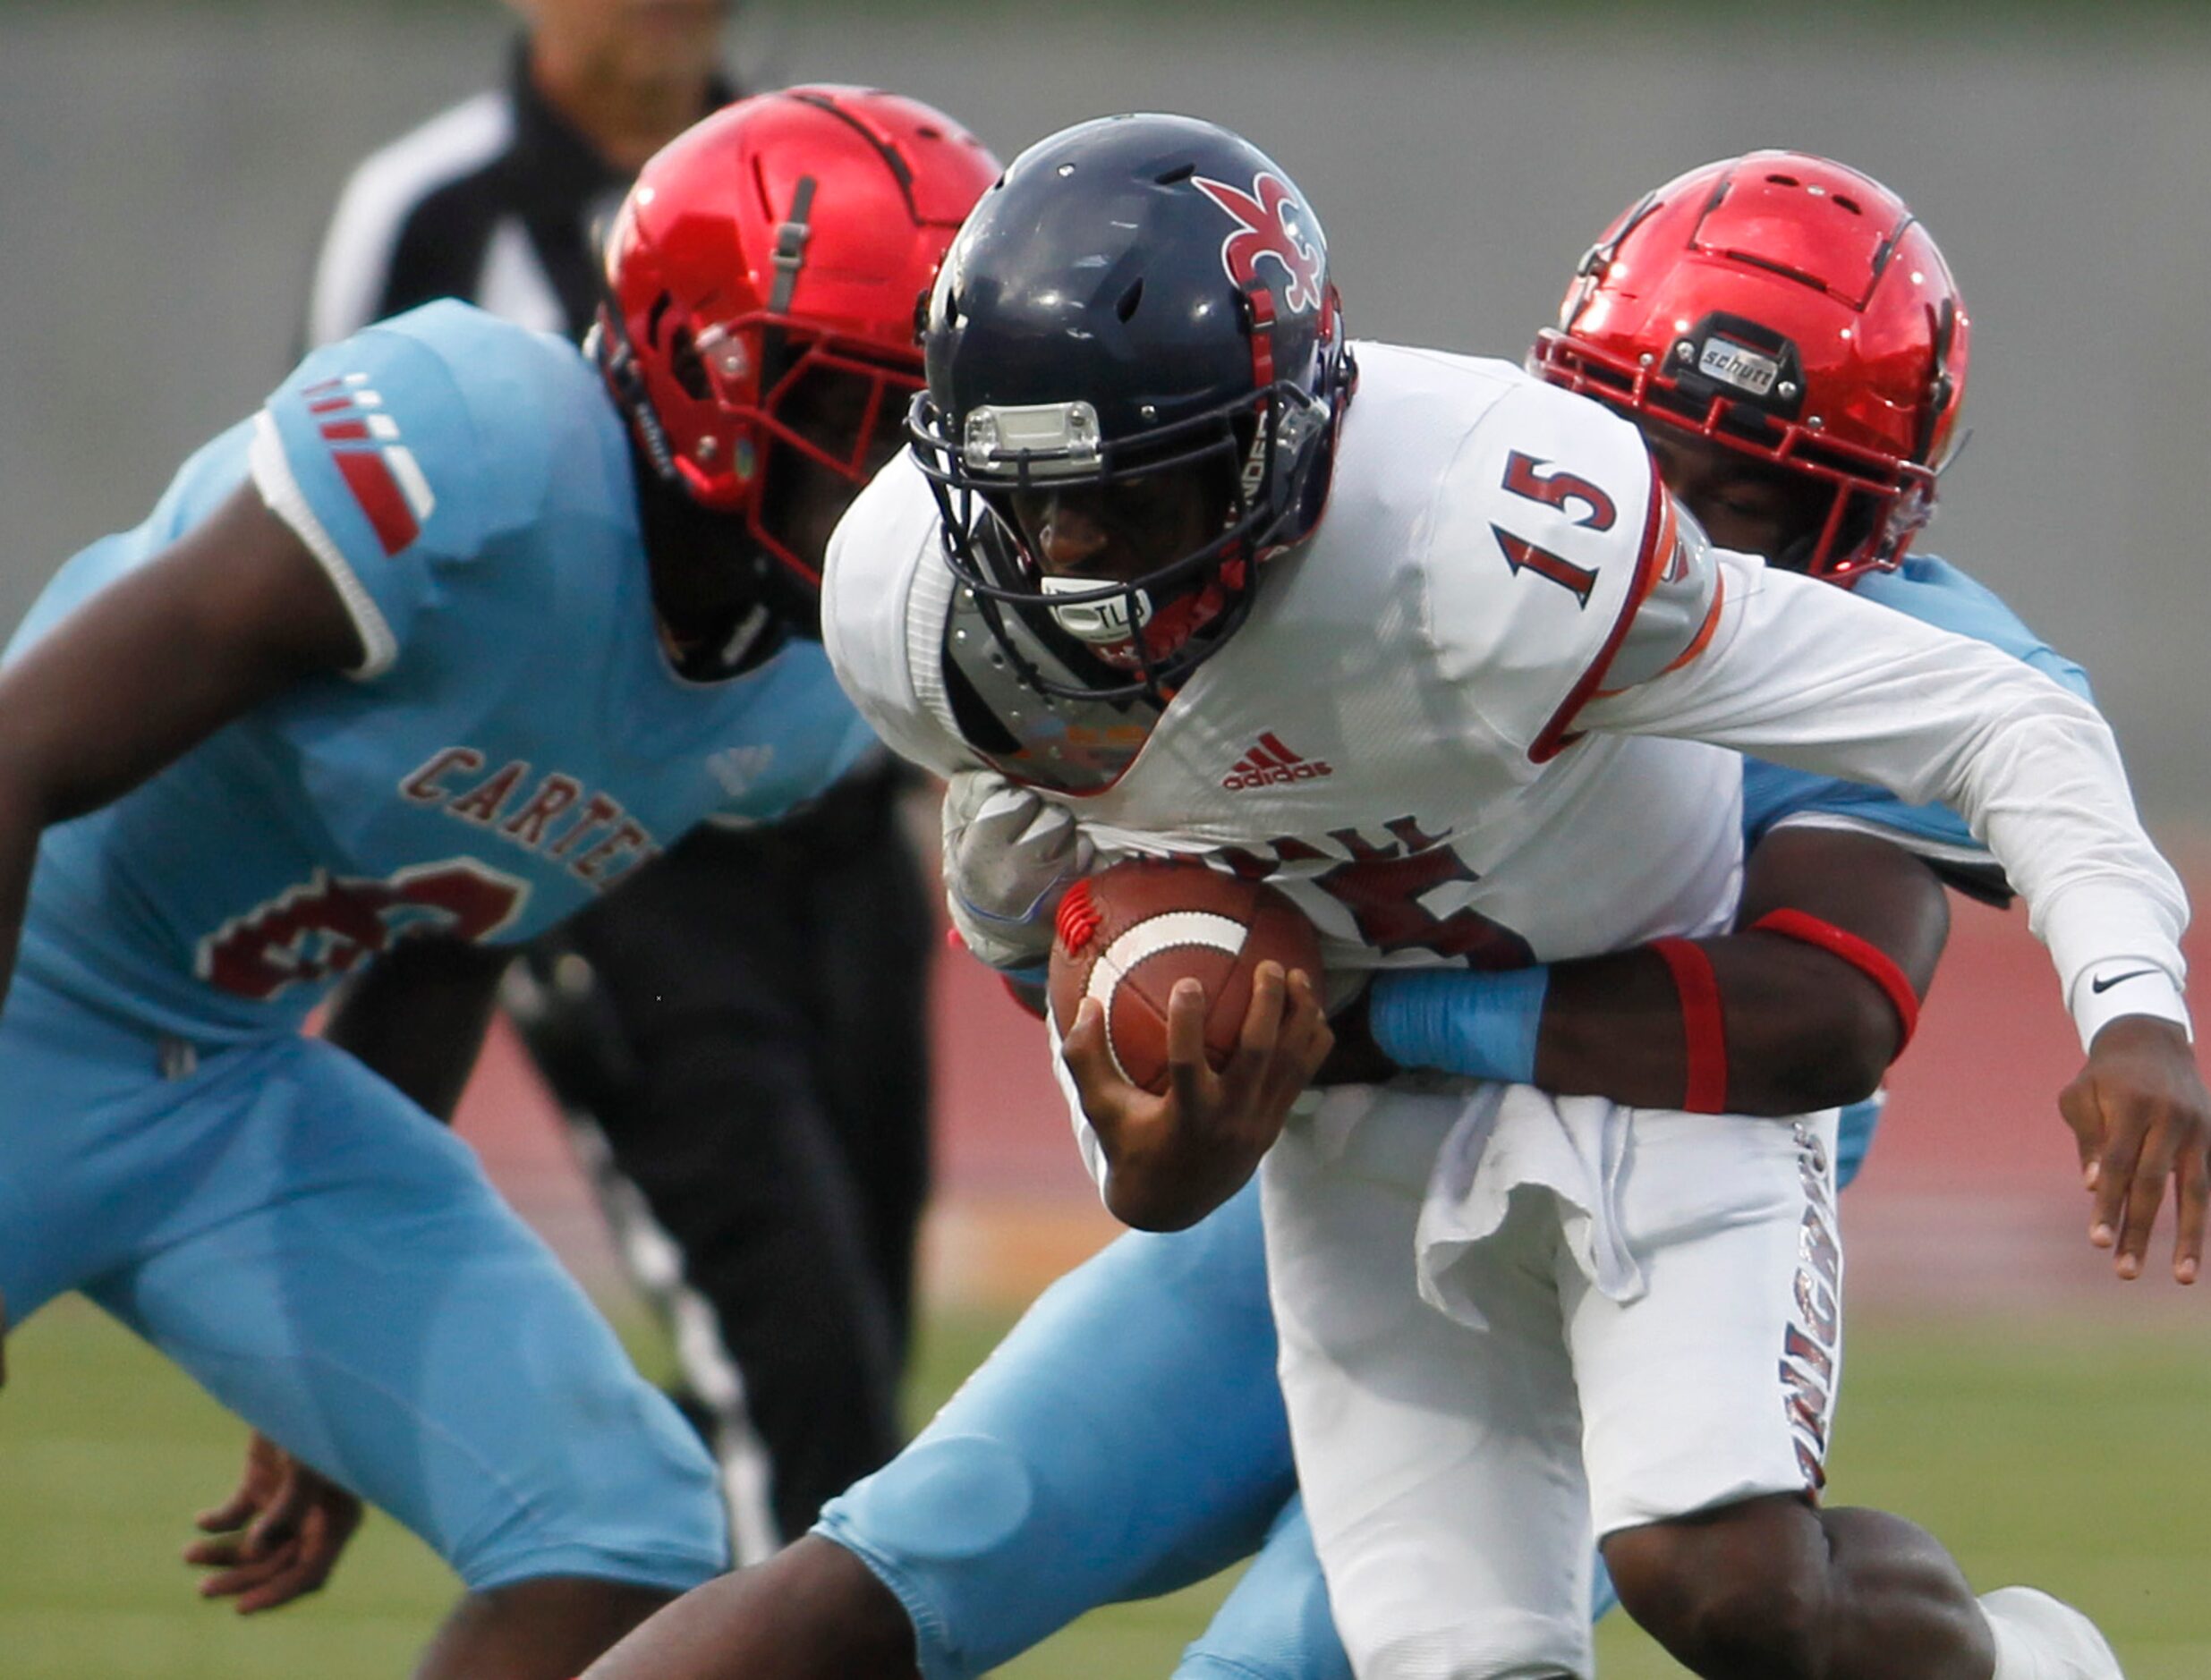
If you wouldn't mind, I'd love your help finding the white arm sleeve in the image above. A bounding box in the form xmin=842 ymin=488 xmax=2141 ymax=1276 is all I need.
xmin=1044 ymin=1005 xmax=1115 ymax=1201
xmin=821 ymin=455 xmax=974 ymax=781
xmin=1581 ymin=550 xmax=2189 ymax=1048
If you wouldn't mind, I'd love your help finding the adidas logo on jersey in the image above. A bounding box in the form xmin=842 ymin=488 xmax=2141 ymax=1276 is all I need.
xmin=708 ymin=745 xmax=777 ymax=798
xmin=1222 ymin=733 xmax=1333 ymax=791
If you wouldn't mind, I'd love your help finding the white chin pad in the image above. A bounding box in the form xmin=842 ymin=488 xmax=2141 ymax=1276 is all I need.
xmin=1041 ymin=573 xmax=1152 ymax=645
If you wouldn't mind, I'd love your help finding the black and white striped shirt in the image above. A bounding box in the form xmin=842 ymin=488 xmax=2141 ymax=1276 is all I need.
xmin=305 ymin=41 xmax=735 ymax=348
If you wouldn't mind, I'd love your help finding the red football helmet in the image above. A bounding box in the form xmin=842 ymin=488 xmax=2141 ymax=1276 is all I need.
xmin=1533 ymin=150 xmax=1969 ymax=581
xmin=599 ymin=85 xmax=1001 ymax=582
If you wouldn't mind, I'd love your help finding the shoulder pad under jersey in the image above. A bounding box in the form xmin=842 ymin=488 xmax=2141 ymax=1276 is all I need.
xmin=252 ymin=301 xmax=612 ymax=678
xmin=1416 ymin=371 xmax=1673 ymax=760
xmin=1598 ymin=495 xmax=1721 ymax=689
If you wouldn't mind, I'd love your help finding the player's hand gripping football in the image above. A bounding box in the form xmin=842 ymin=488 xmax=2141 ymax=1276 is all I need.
xmin=940 ymin=768 xmax=1093 ymax=975
xmin=2059 ymin=1014 xmax=2211 ymax=1283
xmin=1065 ymin=962 xmax=1333 ymax=1232
xmin=183 ymin=1430 xmax=362 ymax=1614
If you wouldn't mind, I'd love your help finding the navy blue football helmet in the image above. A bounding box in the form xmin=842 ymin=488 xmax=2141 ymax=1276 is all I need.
xmin=909 ymin=114 xmax=1355 ymax=701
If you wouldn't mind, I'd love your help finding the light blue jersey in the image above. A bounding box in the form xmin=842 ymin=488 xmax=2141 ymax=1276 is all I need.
xmin=818 ymin=556 xmax=2082 ymax=1680
xmin=1742 ymin=556 xmax=2092 ymax=865
xmin=0 ymin=302 xmax=872 ymax=1593
xmin=10 ymin=301 xmax=872 ymax=1045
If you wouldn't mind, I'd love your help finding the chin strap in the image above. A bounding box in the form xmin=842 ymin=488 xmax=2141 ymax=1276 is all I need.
xmin=664 ymin=602 xmax=780 ymax=681
xmin=591 ymin=313 xmax=681 ymax=486
xmin=634 ymin=457 xmax=796 ymax=680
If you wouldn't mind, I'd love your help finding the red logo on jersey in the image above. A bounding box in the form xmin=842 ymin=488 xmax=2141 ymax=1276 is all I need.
xmin=1193 ymin=172 xmax=1323 ymax=316
xmin=198 ymin=859 xmax=526 ymax=1000
xmin=1216 ymin=814 xmax=1536 ymax=969
xmin=301 ymin=373 xmax=436 ymax=556
xmin=399 ymin=747 xmax=662 ymax=887
xmin=1222 ymin=732 xmax=1334 ymax=791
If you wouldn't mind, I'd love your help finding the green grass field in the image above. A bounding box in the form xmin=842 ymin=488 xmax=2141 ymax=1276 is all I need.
xmin=4 ymin=1298 xmax=2208 ymax=1678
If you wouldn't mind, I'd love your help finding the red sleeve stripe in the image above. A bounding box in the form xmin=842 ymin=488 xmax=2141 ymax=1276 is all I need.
xmin=1752 ymin=909 xmax=1921 ymax=1050
xmin=1652 ymin=935 xmax=1728 ymax=1113
xmin=1657 ymin=568 xmax=1726 ymax=678
xmin=1591 ymin=568 xmax=1727 ymax=700
xmin=333 ymin=449 xmax=421 ymax=556
xmin=1529 ymin=470 xmax=1674 ymax=763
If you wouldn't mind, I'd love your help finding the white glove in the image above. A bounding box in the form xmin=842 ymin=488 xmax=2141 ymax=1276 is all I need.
xmin=940 ymin=768 xmax=1093 ymax=975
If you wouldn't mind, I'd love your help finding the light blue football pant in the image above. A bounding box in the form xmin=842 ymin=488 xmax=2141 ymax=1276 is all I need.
xmin=0 ymin=976 xmax=729 ymax=1592
xmin=819 ymin=1097 xmax=1881 ymax=1678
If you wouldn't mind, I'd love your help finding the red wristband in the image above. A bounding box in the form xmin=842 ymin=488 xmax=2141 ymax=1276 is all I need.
xmin=1751 ymin=909 xmax=1920 ymax=1051
xmin=1651 ymin=937 xmax=1728 ymax=1113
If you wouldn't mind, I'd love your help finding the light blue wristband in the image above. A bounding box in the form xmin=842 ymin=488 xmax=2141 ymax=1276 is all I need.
xmin=1366 ymin=965 xmax=1550 ymax=1083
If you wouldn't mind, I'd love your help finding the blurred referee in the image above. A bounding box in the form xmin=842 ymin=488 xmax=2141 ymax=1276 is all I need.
xmin=302 ymin=0 xmax=932 ymax=1565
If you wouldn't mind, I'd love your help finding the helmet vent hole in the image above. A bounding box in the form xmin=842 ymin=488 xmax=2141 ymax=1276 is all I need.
xmin=1833 ymin=194 xmax=1864 ymax=215
xmin=1116 ymin=279 xmax=1145 ymax=323
xmin=668 ymin=327 xmax=711 ymax=401
xmin=1154 ymin=163 xmax=1197 ymax=185
xmin=917 ymin=124 xmax=943 ymax=140
xmin=1766 ymin=173 xmax=1801 ymax=188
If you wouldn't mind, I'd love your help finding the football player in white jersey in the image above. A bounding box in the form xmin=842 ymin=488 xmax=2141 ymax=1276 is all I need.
xmin=810 ymin=116 xmax=2206 ymax=1680
xmin=575 ymin=140 xmax=2204 ymax=1680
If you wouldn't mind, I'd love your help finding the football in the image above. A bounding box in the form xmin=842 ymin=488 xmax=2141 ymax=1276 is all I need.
xmin=1048 ymin=857 xmax=1323 ymax=1095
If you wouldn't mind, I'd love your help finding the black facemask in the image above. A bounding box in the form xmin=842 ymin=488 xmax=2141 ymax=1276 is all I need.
xmin=630 ymin=441 xmax=812 ymax=681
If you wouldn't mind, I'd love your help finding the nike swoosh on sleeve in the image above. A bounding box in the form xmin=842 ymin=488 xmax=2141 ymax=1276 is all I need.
xmin=2089 ymin=967 xmax=2163 ymax=995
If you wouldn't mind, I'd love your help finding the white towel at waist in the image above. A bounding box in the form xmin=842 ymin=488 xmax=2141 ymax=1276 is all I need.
xmin=1291 ymin=1075 xmax=1644 ymax=1328
xmin=1415 ymin=1083 xmax=1645 ymax=1329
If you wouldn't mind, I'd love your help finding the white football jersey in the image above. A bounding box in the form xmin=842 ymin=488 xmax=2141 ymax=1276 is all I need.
xmin=829 ymin=346 xmax=1744 ymax=972
xmin=827 ymin=342 xmax=2189 ymax=1039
